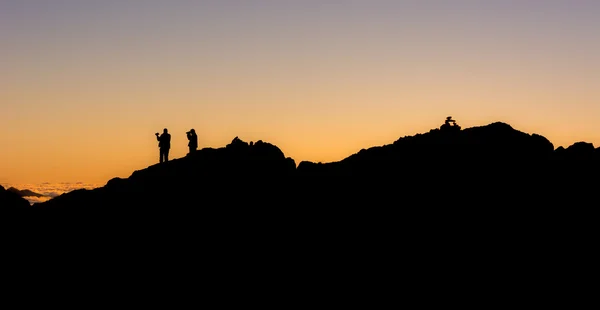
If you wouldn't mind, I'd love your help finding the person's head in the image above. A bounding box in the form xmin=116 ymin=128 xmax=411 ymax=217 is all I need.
xmin=190 ymin=129 xmax=195 ymax=133
xmin=163 ymin=128 xmax=168 ymax=133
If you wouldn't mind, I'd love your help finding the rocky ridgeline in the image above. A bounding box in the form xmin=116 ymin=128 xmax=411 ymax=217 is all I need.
xmin=5 ymin=121 xmax=597 ymax=282
xmin=3 ymin=122 xmax=600 ymax=216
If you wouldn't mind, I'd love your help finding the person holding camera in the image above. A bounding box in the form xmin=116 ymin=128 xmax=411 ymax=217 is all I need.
xmin=186 ymin=129 xmax=198 ymax=155
xmin=155 ymin=128 xmax=171 ymax=163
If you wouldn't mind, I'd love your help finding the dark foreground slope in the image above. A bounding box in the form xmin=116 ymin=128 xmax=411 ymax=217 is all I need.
xmin=6 ymin=122 xmax=598 ymax=284
xmin=8 ymin=123 xmax=600 ymax=234
xmin=6 ymin=123 xmax=597 ymax=298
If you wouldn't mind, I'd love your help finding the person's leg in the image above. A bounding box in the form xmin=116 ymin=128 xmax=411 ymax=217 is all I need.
xmin=159 ymin=149 xmax=164 ymax=163
xmin=165 ymin=148 xmax=169 ymax=162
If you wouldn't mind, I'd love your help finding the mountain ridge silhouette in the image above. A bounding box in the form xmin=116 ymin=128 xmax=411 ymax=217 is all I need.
xmin=4 ymin=121 xmax=599 ymax=209
xmin=3 ymin=121 xmax=599 ymax=234
xmin=5 ymin=119 xmax=598 ymax=278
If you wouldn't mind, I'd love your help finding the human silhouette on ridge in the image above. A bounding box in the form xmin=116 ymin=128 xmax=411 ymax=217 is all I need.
xmin=156 ymin=128 xmax=171 ymax=163
xmin=186 ymin=129 xmax=198 ymax=155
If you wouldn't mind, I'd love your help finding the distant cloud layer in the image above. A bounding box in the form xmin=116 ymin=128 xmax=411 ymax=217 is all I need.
xmin=0 ymin=182 xmax=100 ymax=205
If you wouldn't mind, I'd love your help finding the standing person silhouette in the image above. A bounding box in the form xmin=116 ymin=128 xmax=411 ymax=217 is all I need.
xmin=186 ymin=129 xmax=198 ymax=155
xmin=155 ymin=128 xmax=171 ymax=163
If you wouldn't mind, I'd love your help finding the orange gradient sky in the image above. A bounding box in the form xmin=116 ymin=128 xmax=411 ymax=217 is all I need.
xmin=2 ymin=0 xmax=600 ymax=184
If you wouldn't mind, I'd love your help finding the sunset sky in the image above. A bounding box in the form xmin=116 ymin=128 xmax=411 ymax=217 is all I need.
xmin=2 ymin=0 xmax=600 ymax=184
